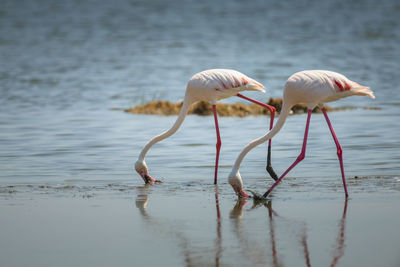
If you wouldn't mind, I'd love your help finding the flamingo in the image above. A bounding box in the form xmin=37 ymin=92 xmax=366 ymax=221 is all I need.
xmin=228 ymin=70 xmax=375 ymax=198
xmin=135 ymin=69 xmax=277 ymax=186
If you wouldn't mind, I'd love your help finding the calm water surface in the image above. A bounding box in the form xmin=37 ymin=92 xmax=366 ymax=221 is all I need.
xmin=0 ymin=0 xmax=399 ymax=266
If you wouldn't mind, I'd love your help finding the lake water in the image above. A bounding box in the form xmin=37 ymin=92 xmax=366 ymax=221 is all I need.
xmin=1 ymin=0 xmax=399 ymax=266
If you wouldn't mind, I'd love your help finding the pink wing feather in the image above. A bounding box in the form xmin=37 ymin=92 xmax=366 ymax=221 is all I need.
xmin=211 ymin=69 xmax=264 ymax=92
xmin=331 ymin=73 xmax=374 ymax=99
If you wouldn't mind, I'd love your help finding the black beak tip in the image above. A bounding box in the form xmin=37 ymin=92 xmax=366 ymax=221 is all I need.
xmin=248 ymin=190 xmax=269 ymax=201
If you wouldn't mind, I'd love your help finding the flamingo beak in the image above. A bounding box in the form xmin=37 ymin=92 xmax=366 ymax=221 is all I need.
xmin=238 ymin=190 xmax=250 ymax=198
xmin=233 ymin=185 xmax=250 ymax=198
xmin=141 ymin=173 xmax=156 ymax=184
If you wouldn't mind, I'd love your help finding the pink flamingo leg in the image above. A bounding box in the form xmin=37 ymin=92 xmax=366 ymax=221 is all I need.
xmin=236 ymin=93 xmax=278 ymax=180
xmin=263 ymin=109 xmax=313 ymax=198
xmin=321 ymin=107 xmax=349 ymax=198
xmin=213 ymin=104 xmax=222 ymax=184
xmin=266 ymin=110 xmax=276 ymax=179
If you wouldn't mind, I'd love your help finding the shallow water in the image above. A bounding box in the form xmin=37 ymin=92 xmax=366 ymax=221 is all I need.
xmin=1 ymin=0 xmax=400 ymax=266
xmin=1 ymin=178 xmax=400 ymax=267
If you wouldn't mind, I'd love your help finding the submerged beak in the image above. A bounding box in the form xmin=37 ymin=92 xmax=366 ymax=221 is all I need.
xmin=238 ymin=190 xmax=250 ymax=198
xmin=141 ymin=173 xmax=156 ymax=184
xmin=233 ymin=185 xmax=249 ymax=198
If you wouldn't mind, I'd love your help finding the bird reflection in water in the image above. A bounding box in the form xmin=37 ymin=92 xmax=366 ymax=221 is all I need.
xmin=135 ymin=185 xmax=197 ymax=266
xmin=135 ymin=186 xmax=150 ymax=219
xmin=214 ymin=186 xmax=222 ymax=267
xmin=135 ymin=185 xmax=226 ymax=266
xmin=262 ymin=199 xmax=349 ymax=267
xmin=265 ymin=201 xmax=282 ymax=267
xmin=230 ymin=198 xmax=270 ymax=266
xmin=135 ymin=187 xmax=348 ymax=267
xmin=330 ymin=199 xmax=348 ymax=267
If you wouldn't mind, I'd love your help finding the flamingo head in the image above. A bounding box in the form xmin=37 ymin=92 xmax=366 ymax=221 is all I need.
xmin=228 ymin=170 xmax=249 ymax=198
xmin=135 ymin=160 xmax=156 ymax=184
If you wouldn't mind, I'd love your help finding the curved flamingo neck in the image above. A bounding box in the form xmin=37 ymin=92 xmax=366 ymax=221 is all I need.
xmin=138 ymin=95 xmax=194 ymax=162
xmin=231 ymin=101 xmax=292 ymax=173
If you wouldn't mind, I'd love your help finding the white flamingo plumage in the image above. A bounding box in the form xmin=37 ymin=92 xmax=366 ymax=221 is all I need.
xmin=228 ymin=70 xmax=375 ymax=198
xmin=135 ymin=69 xmax=276 ymax=193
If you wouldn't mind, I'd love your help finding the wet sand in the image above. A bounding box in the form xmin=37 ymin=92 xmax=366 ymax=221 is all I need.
xmin=125 ymin=98 xmax=381 ymax=117
xmin=1 ymin=176 xmax=399 ymax=267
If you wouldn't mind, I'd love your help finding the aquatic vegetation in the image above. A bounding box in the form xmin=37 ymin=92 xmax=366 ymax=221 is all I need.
xmin=125 ymin=98 xmax=380 ymax=117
